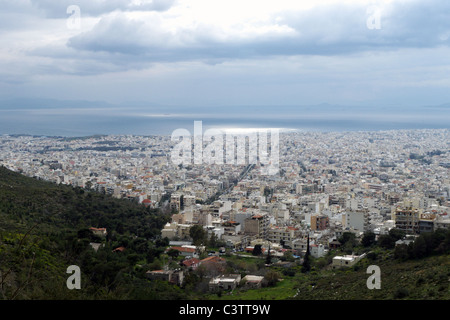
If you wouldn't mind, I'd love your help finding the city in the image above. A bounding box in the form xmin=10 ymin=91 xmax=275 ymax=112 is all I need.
xmin=2 ymin=0 xmax=450 ymax=313
xmin=1 ymin=128 xmax=449 ymax=297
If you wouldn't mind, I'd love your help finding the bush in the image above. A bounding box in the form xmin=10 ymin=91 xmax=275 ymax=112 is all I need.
xmin=378 ymin=234 xmax=396 ymax=249
xmin=361 ymin=232 xmax=376 ymax=247
xmin=393 ymin=287 xmax=409 ymax=299
xmin=263 ymin=270 xmax=281 ymax=287
xmin=366 ymin=251 xmax=378 ymax=261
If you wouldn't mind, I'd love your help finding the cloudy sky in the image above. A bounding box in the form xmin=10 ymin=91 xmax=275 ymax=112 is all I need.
xmin=2 ymin=0 xmax=450 ymax=109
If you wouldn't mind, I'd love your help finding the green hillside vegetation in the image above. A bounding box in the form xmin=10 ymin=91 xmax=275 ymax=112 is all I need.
xmin=0 ymin=166 xmax=178 ymax=299
xmin=291 ymin=251 xmax=450 ymax=300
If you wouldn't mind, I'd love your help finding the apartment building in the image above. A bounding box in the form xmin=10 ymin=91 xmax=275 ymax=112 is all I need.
xmin=310 ymin=214 xmax=330 ymax=231
xmin=393 ymin=207 xmax=421 ymax=234
xmin=244 ymin=214 xmax=270 ymax=239
xmin=268 ymin=226 xmax=300 ymax=244
xmin=344 ymin=209 xmax=370 ymax=233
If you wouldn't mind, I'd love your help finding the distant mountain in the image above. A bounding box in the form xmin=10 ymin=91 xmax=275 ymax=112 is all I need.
xmin=0 ymin=98 xmax=116 ymax=110
xmin=2 ymin=97 xmax=449 ymax=112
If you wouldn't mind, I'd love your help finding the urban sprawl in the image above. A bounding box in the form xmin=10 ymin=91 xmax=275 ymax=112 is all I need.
xmin=1 ymin=128 xmax=450 ymax=288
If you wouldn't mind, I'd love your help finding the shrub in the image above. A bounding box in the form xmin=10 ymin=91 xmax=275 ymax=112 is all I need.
xmin=394 ymin=287 xmax=409 ymax=299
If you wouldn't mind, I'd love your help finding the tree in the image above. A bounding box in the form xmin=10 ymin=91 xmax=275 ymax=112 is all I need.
xmin=208 ymin=233 xmax=218 ymax=248
xmin=412 ymin=236 xmax=427 ymax=259
xmin=252 ymin=244 xmax=263 ymax=256
xmin=394 ymin=244 xmax=410 ymax=261
xmin=302 ymin=235 xmax=311 ymax=273
xmin=263 ymin=270 xmax=280 ymax=287
xmin=167 ymin=248 xmax=180 ymax=259
xmin=388 ymin=228 xmax=405 ymax=241
xmin=378 ymin=234 xmax=395 ymax=249
xmin=361 ymin=232 xmax=376 ymax=247
xmin=338 ymin=232 xmax=356 ymax=246
xmin=189 ymin=225 xmax=207 ymax=246
xmin=265 ymin=245 xmax=272 ymax=265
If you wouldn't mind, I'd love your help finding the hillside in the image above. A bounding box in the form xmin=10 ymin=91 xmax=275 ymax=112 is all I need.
xmin=0 ymin=166 xmax=175 ymax=299
xmin=292 ymin=251 xmax=450 ymax=300
xmin=206 ymin=249 xmax=450 ymax=301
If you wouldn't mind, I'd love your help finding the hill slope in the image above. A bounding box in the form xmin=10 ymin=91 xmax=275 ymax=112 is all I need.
xmin=292 ymin=252 xmax=450 ymax=300
xmin=0 ymin=166 xmax=175 ymax=299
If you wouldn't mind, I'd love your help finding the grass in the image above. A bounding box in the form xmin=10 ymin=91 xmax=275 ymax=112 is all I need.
xmin=208 ymin=276 xmax=298 ymax=300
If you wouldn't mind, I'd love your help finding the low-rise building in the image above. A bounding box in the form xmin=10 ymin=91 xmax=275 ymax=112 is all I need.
xmin=209 ymin=274 xmax=241 ymax=292
xmin=332 ymin=253 xmax=366 ymax=269
xmin=310 ymin=243 xmax=326 ymax=258
xmin=89 ymin=227 xmax=107 ymax=237
xmin=242 ymin=275 xmax=264 ymax=289
xmin=146 ymin=269 xmax=184 ymax=286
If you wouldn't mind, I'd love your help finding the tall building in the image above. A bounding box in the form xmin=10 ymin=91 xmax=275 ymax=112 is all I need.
xmin=345 ymin=209 xmax=370 ymax=233
xmin=244 ymin=214 xmax=269 ymax=239
xmin=310 ymin=214 xmax=330 ymax=231
xmin=393 ymin=207 xmax=420 ymax=234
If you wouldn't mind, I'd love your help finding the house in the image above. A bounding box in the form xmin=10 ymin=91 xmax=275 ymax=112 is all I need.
xmin=395 ymin=235 xmax=416 ymax=246
xmin=209 ymin=274 xmax=241 ymax=292
xmin=112 ymin=246 xmax=125 ymax=253
xmin=89 ymin=227 xmax=107 ymax=237
xmin=200 ymin=255 xmax=226 ymax=266
xmin=89 ymin=242 xmax=104 ymax=252
xmin=142 ymin=198 xmax=152 ymax=207
xmin=181 ymin=257 xmax=200 ymax=270
xmin=199 ymin=256 xmax=227 ymax=276
xmin=310 ymin=244 xmax=326 ymax=258
xmin=168 ymin=246 xmax=198 ymax=258
xmin=332 ymin=253 xmax=366 ymax=269
xmin=242 ymin=275 xmax=264 ymax=289
xmin=146 ymin=269 xmax=184 ymax=286
xmin=328 ymin=239 xmax=341 ymax=249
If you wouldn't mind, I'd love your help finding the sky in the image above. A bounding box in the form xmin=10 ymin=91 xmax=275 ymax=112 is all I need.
xmin=2 ymin=0 xmax=450 ymax=109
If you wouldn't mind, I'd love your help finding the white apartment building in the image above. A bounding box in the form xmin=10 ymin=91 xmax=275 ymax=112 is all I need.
xmin=344 ymin=210 xmax=370 ymax=233
xmin=267 ymin=226 xmax=300 ymax=244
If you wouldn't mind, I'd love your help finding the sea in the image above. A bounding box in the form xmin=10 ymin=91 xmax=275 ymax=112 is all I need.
xmin=0 ymin=104 xmax=449 ymax=137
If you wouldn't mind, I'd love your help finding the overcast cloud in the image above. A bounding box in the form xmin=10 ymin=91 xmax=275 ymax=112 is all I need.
xmin=2 ymin=0 xmax=450 ymax=108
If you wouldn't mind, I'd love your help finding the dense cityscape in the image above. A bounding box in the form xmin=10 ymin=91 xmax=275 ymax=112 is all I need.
xmin=1 ymin=128 xmax=449 ymax=293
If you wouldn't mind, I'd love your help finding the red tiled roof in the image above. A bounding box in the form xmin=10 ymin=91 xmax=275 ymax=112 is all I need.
xmin=90 ymin=227 xmax=106 ymax=231
xmin=200 ymin=256 xmax=225 ymax=263
xmin=182 ymin=258 xmax=200 ymax=267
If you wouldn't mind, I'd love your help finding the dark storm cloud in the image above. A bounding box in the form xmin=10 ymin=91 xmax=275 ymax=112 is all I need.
xmin=64 ymin=0 xmax=450 ymax=65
